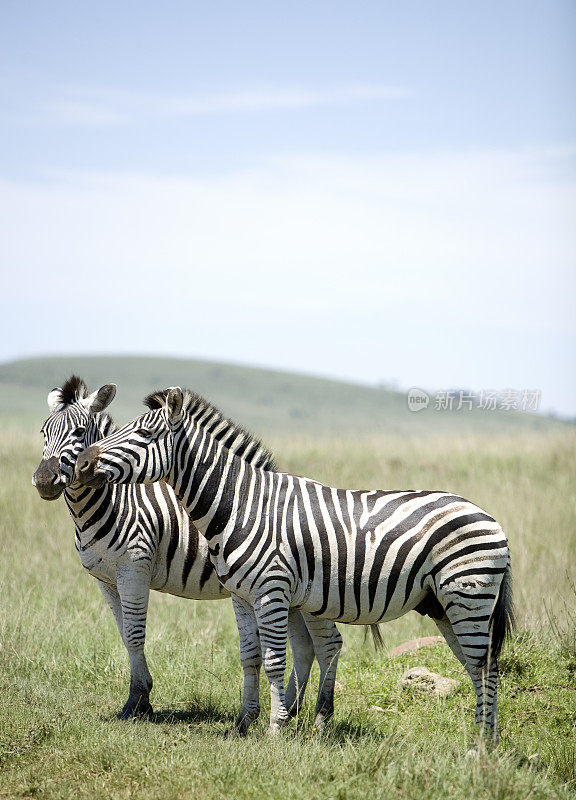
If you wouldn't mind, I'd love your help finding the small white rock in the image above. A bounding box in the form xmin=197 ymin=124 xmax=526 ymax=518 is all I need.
xmin=401 ymin=666 xmax=458 ymax=697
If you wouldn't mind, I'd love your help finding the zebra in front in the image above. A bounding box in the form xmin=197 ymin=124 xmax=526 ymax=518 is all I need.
xmin=76 ymin=386 xmax=514 ymax=741
xmin=33 ymin=376 xmax=344 ymax=724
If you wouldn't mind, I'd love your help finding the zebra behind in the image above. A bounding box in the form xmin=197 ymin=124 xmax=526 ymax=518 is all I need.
xmin=33 ymin=376 xmax=344 ymax=725
xmin=76 ymin=386 xmax=514 ymax=741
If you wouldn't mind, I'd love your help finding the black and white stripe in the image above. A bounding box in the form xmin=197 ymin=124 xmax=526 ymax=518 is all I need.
xmin=33 ymin=376 xmax=343 ymax=723
xmin=77 ymin=386 xmax=514 ymax=740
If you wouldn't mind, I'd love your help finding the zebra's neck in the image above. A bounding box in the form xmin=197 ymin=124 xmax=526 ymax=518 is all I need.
xmin=64 ymin=485 xmax=117 ymax=550
xmin=170 ymin=417 xmax=258 ymax=542
xmin=64 ymin=480 xmax=113 ymax=510
xmin=64 ymin=413 xmax=118 ymax=545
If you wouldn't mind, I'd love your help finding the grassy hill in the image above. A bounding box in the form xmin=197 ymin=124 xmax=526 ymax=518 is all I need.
xmin=0 ymin=354 xmax=566 ymax=435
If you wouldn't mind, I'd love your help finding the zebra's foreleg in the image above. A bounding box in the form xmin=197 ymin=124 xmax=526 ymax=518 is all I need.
xmin=301 ymin=612 xmax=342 ymax=729
xmin=254 ymin=589 xmax=291 ymax=734
xmin=285 ymin=609 xmax=315 ymax=718
xmin=231 ymin=595 xmax=262 ymax=735
xmin=115 ymin=561 xmax=153 ymax=719
xmin=98 ymin=579 xmax=139 ymax=716
xmin=97 ymin=579 xmax=124 ymax=639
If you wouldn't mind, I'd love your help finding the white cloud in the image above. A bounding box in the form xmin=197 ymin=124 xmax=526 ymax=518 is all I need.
xmin=28 ymin=84 xmax=411 ymax=127
xmin=1 ymin=145 xmax=575 ymax=412
xmin=2 ymin=146 xmax=574 ymax=321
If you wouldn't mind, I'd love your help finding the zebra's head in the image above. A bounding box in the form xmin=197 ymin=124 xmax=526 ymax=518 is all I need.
xmin=33 ymin=375 xmax=117 ymax=500
xmin=75 ymin=387 xmax=183 ymax=488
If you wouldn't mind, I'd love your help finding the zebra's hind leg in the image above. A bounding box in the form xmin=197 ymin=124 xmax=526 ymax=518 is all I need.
xmin=231 ymin=595 xmax=262 ymax=735
xmin=433 ymin=614 xmax=468 ymax=669
xmin=301 ymin=612 xmax=342 ymax=730
xmin=467 ymin=655 xmax=499 ymax=746
xmin=285 ymin=610 xmax=315 ymax=719
xmin=440 ymin=582 xmax=501 ymax=744
xmin=285 ymin=612 xmax=342 ymax=729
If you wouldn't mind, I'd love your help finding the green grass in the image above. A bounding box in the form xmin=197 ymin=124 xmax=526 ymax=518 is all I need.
xmin=1 ymin=428 xmax=575 ymax=799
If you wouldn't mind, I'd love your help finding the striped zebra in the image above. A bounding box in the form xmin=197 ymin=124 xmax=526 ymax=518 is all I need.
xmin=33 ymin=376 xmax=345 ymax=726
xmin=76 ymin=386 xmax=514 ymax=741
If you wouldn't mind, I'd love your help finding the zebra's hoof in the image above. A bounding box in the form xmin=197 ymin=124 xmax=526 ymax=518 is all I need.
xmin=235 ymin=714 xmax=256 ymax=736
xmin=119 ymin=696 xmax=153 ymax=719
xmin=235 ymin=704 xmax=260 ymax=736
xmin=268 ymin=716 xmax=290 ymax=735
xmin=313 ymin=706 xmax=333 ymax=731
xmin=312 ymin=713 xmax=328 ymax=732
xmin=466 ymin=734 xmax=498 ymax=756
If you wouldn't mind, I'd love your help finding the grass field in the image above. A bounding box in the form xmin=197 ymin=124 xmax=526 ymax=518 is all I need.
xmin=1 ymin=427 xmax=575 ymax=799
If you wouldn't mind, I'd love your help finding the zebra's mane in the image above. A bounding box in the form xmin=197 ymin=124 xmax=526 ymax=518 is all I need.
xmin=58 ymin=375 xmax=88 ymax=405
xmin=144 ymin=389 xmax=277 ymax=471
xmin=53 ymin=375 xmax=116 ymax=432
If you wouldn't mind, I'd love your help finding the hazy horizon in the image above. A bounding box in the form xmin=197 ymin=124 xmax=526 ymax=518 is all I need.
xmin=2 ymin=351 xmax=572 ymax=424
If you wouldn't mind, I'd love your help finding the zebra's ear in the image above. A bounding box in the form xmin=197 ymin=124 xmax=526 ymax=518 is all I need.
xmin=165 ymin=387 xmax=183 ymax=422
xmin=82 ymin=384 xmax=117 ymax=414
xmin=47 ymin=388 xmax=63 ymax=413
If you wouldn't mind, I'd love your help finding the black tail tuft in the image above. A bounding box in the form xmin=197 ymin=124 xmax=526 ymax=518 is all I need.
xmin=369 ymin=624 xmax=384 ymax=651
xmin=488 ymin=560 xmax=515 ymax=663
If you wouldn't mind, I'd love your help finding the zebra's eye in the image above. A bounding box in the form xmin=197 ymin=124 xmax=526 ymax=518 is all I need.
xmin=72 ymin=427 xmax=86 ymax=437
xmin=136 ymin=427 xmax=153 ymax=437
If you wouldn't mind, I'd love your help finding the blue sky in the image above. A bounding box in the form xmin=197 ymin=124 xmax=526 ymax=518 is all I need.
xmin=1 ymin=1 xmax=575 ymax=414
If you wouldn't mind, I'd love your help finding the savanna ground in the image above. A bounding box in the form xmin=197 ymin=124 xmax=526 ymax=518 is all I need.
xmin=0 ymin=428 xmax=575 ymax=799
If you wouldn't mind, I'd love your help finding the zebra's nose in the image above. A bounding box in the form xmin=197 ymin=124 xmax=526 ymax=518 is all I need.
xmin=33 ymin=456 xmax=64 ymax=499
xmin=77 ymin=457 xmax=90 ymax=475
xmin=75 ymin=444 xmax=100 ymax=481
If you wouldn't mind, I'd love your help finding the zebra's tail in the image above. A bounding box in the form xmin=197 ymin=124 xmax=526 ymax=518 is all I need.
xmin=485 ymin=559 xmax=515 ymax=665
xmin=369 ymin=624 xmax=384 ymax=650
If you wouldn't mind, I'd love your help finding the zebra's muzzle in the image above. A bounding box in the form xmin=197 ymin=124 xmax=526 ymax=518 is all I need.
xmin=75 ymin=444 xmax=107 ymax=487
xmin=33 ymin=456 xmax=65 ymax=500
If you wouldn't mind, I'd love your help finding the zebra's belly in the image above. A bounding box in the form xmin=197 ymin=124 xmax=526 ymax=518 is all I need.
xmin=78 ymin=540 xmax=227 ymax=600
xmin=295 ymin=577 xmax=429 ymax=625
xmin=150 ymin=568 xmax=228 ymax=600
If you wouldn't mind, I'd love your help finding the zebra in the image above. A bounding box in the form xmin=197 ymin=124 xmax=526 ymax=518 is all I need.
xmin=32 ymin=375 xmax=345 ymax=726
xmin=76 ymin=386 xmax=514 ymax=741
